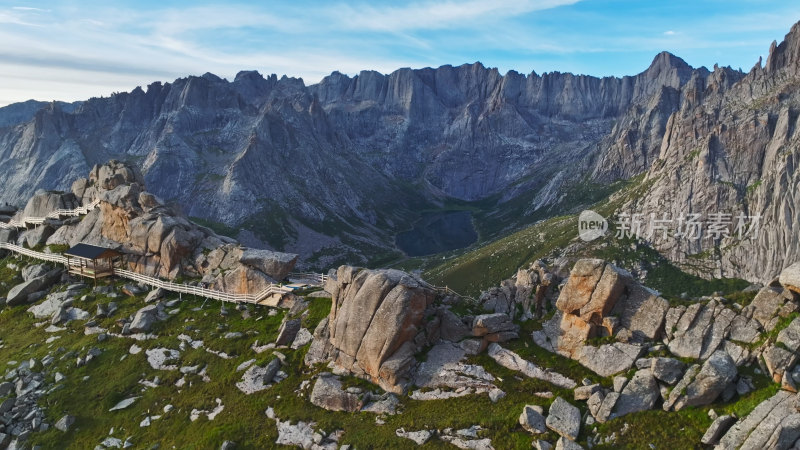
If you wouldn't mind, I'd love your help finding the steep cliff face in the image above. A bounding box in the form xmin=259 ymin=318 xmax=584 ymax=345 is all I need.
xmin=309 ymin=54 xmax=701 ymax=201
xmin=625 ymin=22 xmax=800 ymax=282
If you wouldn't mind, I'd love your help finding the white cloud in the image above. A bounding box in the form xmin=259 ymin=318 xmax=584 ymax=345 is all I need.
xmin=331 ymin=0 xmax=582 ymax=32
xmin=664 ymin=30 xmax=676 ymax=36
xmin=11 ymin=6 xmax=50 ymax=12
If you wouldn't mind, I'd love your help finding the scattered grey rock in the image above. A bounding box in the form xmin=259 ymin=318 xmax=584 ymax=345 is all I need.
xmin=145 ymin=288 xmax=165 ymax=303
xmin=487 ymin=343 xmax=576 ymax=389
xmin=129 ymin=305 xmax=160 ymax=333
xmin=0 ymin=381 xmax=13 ymax=396
xmin=101 ymin=436 xmax=124 ymax=448
xmin=588 ymin=390 xmax=620 ymax=423
xmin=55 ymin=414 xmax=75 ymax=432
xmin=664 ymin=351 xmax=737 ymax=411
xmin=109 ymin=397 xmax=139 ymax=411
xmin=488 ymin=387 xmax=505 ymax=403
xmin=235 ymin=358 xmax=281 ymax=394
xmin=310 ymin=373 xmax=364 ymax=412
xmin=291 ymin=328 xmax=313 ymax=350
xmin=574 ymin=343 xmax=644 ymax=378
xmin=275 ymin=419 xmax=317 ymax=448
xmin=6 ymin=269 xmax=61 ymax=306
xmin=459 ymin=339 xmax=486 ymax=355
xmin=573 ymin=384 xmax=600 ymax=401
xmin=519 ymin=404 xmax=547 ymax=434
xmin=361 ymin=393 xmax=400 ymax=415
xmin=613 ymin=376 xmax=628 ymax=392
xmin=650 ymin=357 xmax=685 ymax=385
xmin=0 ymin=397 xmax=16 ymax=413
xmin=276 ymin=318 xmax=302 ymax=346
xmin=546 ymin=397 xmax=581 ymax=440
xmin=718 ymin=390 xmax=799 ymax=448
xmin=396 ymin=428 xmax=434 ymax=445
xmin=701 ymin=414 xmax=737 ymax=445
xmin=612 ymin=369 xmax=660 ymax=418
xmin=555 ymin=436 xmax=584 ymax=450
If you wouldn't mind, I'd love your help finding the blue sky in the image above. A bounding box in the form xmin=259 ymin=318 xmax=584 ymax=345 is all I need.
xmin=1 ymin=0 xmax=799 ymax=106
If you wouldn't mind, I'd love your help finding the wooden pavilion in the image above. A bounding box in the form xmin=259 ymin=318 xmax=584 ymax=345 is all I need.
xmin=64 ymin=243 xmax=121 ymax=280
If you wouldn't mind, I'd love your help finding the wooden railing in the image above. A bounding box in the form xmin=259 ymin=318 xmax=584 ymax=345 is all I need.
xmin=420 ymin=280 xmax=479 ymax=305
xmin=1 ymin=198 xmax=101 ymax=229
xmin=0 ymin=242 xmax=68 ymax=264
xmin=288 ymin=271 xmax=328 ymax=286
xmin=114 ymin=269 xmax=291 ymax=305
xmin=0 ymin=242 xmax=291 ymax=306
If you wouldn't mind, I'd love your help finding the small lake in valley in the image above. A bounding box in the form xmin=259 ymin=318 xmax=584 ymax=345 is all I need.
xmin=395 ymin=210 xmax=478 ymax=257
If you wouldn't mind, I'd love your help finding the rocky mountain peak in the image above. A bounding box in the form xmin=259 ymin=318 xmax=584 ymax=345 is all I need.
xmin=646 ymin=51 xmax=693 ymax=78
xmin=765 ymin=21 xmax=800 ymax=74
xmin=200 ymin=72 xmax=224 ymax=83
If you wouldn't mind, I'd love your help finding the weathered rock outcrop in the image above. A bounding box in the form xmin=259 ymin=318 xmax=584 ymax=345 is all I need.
xmin=664 ymin=351 xmax=738 ymax=411
xmin=665 ymin=299 xmax=751 ymax=360
xmin=533 ymin=258 xmax=785 ymax=377
xmin=701 ymin=414 xmax=737 ymax=446
xmin=5 ymin=268 xmax=62 ymax=306
xmin=410 ymin=341 xmax=498 ymax=400
xmin=239 ymin=249 xmax=297 ymax=282
xmin=760 ymin=316 xmax=800 ymax=384
xmin=304 ymin=266 xmax=437 ymax=393
xmin=12 ymin=191 xmax=79 ymax=223
xmin=649 ymin=357 xmax=685 ymax=385
xmin=479 ymin=260 xmax=559 ymax=320
xmin=745 ymin=284 xmax=799 ymax=332
xmin=533 ymin=259 xmax=663 ymax=376
xmin=717 ymin=390 xmax=800 ymax=449
xmin=21 ymin=161 xmax=299 ymax=296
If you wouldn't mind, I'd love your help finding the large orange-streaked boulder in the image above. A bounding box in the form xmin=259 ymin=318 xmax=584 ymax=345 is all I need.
xmin=305 ymin=266 xmax=437 ymax=394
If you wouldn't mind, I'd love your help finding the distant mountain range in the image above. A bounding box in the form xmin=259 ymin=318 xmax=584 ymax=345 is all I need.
xmin=1 ymin=21 xmax=799 ymax=282
xmin=0 ymin=99 xmax=80 ymax=128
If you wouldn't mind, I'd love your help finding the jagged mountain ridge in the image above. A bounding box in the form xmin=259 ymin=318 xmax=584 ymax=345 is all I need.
xmin=0 ymin=37 xmax=755 ymax=270
xmin=309 ymin=52 xmax=700 ymax=199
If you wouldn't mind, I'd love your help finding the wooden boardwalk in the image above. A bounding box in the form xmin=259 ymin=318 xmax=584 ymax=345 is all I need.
xmin=0 ymin=198 xmax=296 ymax=305
xmin=0 ymin=198 xmax=101 ymax=229
xmin=0 ymin=242 xmax=292 ymax=306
